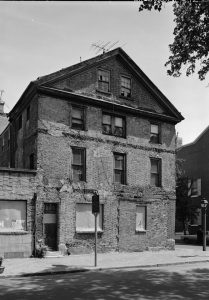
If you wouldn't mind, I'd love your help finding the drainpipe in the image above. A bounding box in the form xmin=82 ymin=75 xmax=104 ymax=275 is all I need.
xmin=33 ymin=193 xmax=37 ymax=257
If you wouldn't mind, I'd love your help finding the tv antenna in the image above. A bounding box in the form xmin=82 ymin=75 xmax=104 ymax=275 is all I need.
xmin=91 ymin=41 xmax=120 ymax=54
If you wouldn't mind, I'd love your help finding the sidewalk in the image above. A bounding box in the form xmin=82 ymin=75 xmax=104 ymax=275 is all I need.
xmin=1 ymin=245 xmax=209 ymax=278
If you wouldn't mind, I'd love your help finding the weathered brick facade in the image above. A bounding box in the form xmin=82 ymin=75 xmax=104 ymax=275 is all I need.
xmin=0 ymin=48 xmax=183 ymax=256
xmin=0 ymin=168 xmax=36 ymax=257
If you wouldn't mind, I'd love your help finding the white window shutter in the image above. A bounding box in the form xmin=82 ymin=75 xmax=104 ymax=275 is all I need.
xmin=197 ymin=178 xmax=201 ymax=196
xmin=188 ymin=179 xmax=191 ymax=196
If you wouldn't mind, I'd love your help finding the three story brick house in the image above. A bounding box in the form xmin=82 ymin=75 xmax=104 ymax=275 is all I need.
xmin=0 ymin=48 xmax=183 ymax=257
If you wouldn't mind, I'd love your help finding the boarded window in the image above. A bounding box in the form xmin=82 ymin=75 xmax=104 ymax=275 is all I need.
xmin=0 ymin=201 xmax=26 ymax=231
xmin=136 ymin=206 xmax=146 ymax=231
xmin=76 ymin=203 xmax=103 ymax=232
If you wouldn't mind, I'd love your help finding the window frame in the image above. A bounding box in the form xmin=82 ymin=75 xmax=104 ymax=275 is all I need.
xmin=136 ymin=205 xmax=147 ymax=232
xmin=0 ymin=199 xmax=27 ymax=232
xmin=114 ymin=152 xmax=126 ymax=185
xmin=71 ymin=147 xmax=86 ymax=182
xmin=102 ymin=112 xmax=126 ymax=138
xmin=188 ymin=178 xmax=201 ymax=198
xmin=97 ymin=69 xmax=110 ymax=93
xmin=75 ymin=203 xmax=104 ymax=233
xmin=150 ymin=158 xmax=161 ymax=187
xmin=71 ymin=105 xmax=85 ymax=131
xmin=150 ymin=122 xmax=161 ymax=144
xmin=120 ymin=75 xmax=132 ymax=98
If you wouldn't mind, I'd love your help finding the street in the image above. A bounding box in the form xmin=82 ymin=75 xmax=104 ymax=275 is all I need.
xmin=1 ymin=262 xmax=209 ymax=300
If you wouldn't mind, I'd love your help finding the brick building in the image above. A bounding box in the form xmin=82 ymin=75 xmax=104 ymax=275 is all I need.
xmin=0 ymin=48 xmax=183 ymax=257
xmin=177 ymin=126 xmax=209 ymax=230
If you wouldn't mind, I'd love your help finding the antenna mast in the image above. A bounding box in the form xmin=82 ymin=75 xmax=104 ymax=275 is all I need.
xmin=91 ymin=41 xmax=120 ymax=54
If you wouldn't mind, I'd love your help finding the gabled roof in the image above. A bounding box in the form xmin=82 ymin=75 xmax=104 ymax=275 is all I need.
xmin=0 ymin=114 xmax=8 ymax=135
xmin=9 ymin=47 xmax=184 ymax=123
xmin=178 ymin=125 xmax=209 ymax=151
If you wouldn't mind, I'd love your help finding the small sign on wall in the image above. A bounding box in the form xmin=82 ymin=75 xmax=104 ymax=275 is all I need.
xmin=136 ymin=206 xmax=146 ymax=231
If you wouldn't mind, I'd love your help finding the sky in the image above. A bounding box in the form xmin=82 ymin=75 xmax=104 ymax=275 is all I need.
xmin=1 ymin=1 xmax=209 ymax=145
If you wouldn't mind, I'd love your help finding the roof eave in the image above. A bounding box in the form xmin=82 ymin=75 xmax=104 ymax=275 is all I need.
xmin=38 ymin=86 xmax=182 ymax=124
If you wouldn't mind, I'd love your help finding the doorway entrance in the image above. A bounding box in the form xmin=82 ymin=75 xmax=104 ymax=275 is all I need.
xmin=43 ymin=203 xmax=58 ymax=251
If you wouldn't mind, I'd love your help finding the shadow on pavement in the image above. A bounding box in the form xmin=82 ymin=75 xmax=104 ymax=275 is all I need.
xmin=1 ymin=265 xmax=209 ymax=299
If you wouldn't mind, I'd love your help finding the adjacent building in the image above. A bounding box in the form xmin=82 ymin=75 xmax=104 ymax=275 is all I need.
xmin=0 ymin=48 xmax=183 ymax=257
xmin=177 ymin=126 xmax=209 ymax=230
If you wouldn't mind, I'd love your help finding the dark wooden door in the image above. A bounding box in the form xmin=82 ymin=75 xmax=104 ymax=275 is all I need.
xmin=44 ymin=203 xmax=58 ymax=251
xmin=44 ymin=223 xmax=57 ymax=250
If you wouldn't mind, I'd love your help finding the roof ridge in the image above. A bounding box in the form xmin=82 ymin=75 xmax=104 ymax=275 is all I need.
xmin=177 ymin=125 xmax=209 ymax=150
xmin=36 ymin=47 xmax=122 ymax=85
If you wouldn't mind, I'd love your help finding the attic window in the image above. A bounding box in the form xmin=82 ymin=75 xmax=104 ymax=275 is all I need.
xmin=121 ymin=76 xmax=131 ymax=98
xmin=98 ymin=69 xmax=110 ymax=93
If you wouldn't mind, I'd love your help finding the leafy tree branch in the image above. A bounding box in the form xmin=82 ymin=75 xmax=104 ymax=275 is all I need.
xmin=139 ymin=0 xmax=209 ymax=80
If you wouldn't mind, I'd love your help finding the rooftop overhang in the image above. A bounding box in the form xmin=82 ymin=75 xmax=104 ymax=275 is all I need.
xmin=38 ymin=86 xmax=183 ymax=124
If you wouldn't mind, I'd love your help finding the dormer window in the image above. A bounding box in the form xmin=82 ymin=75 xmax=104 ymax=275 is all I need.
xmin=121 ymin=76 xmax=131 ymax=98
xmin=98 ymin=69 xmax=110 ymax=93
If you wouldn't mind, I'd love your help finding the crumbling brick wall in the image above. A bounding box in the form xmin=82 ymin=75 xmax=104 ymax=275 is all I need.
xmin=35 ymin=93 xmax=176 ymax=252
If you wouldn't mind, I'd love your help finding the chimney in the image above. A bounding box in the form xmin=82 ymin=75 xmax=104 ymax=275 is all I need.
xmin=0 ymin=90 xmax=5 ymax=114
xmin=0 ymin=100 xmax=5 ymax=114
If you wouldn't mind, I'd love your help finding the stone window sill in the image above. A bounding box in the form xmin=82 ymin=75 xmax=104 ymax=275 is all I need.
xmin=0 ymin=230 xmax=29 ymax=235
xmin=135 ymin=230 xmax=147 ymax=233
xmin=149 ymin=141 xmax=162 ymax=145
xmin=96 ymin=89 xmax=112 ymax=96
xmin=119 ymin=95 xmax=133 ymax=101
xmin=76 ymin=230 xmax=103 ymax=234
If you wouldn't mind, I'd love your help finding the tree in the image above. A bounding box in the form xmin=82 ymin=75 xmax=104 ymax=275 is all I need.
xmin=175 ymin=158 xmax=199 ymax=234
xmin=139 ymin=0 xmax=209 ymax=80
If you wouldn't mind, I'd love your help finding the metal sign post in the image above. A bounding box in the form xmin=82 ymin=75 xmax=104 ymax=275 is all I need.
xmin=94 ymin=212 xmax=98 ymax=267
xmin=92 ymin=192 xmax=100 ymax=267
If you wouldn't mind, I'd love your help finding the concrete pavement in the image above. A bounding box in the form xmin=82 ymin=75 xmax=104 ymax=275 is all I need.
xmin=1 ymin=245 xmax=209 ymax=278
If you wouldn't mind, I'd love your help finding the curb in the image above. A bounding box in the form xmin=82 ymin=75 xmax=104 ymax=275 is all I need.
xmin=1 ymin=259 xmax=209 ymax=278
